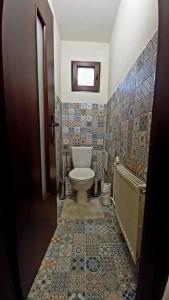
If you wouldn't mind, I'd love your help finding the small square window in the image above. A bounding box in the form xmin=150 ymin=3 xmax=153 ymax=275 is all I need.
xmin=71 ymin=61 xmax=101 ymax=92
xmin=77 ymin=67 xmax=95 ymax=86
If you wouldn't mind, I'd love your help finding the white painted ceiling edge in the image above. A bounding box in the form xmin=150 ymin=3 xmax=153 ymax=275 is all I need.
xmin=51 ymin=0 xmax=121 ymax=43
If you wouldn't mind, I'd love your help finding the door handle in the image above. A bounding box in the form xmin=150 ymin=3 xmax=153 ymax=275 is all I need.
xmin=51 ymin=114 xmax=59 ymax=142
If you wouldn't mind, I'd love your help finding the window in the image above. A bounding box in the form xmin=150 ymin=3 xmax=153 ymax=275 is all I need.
xmin=71 ymin=61 xmax=101 ymax=92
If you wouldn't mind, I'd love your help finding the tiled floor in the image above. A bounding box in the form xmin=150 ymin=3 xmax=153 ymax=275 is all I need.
xmin=27 ymin=197 xmax=137 ymax=300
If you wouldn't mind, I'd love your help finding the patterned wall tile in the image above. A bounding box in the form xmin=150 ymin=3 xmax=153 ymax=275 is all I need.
xmin=105 ymin=32 xmax=158 ymax=182
xmin=62 ymin=103 xmax=106 ymax=179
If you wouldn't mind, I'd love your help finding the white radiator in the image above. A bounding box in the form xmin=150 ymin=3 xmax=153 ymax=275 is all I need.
xmin=114 ymin=164 xmax=146 ymax=264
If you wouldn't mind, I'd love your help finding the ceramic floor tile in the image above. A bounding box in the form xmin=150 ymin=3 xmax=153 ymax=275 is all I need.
xmin=61 ymin=234 xmax=73 ymax=244
xmin=69 ymin=272 xmax=85 ymax=292
xmin=59 ymin=244 xmax=72 ymax=257
xmin=72 ymin=244 xmax=86 ymax=257
xmin=86 ymin=272 xmax=103 ymax=292
xmin=27 ymin=198 xmax=137 ymax=300
xmin=100 ymin=257 xmax=116 ymax=273
xmin=67 ymin=291 xmax=85 ymax=300
xmin=86 ymin=244 xmax=99 ymax=256
xmin=86 ymin=256 xmax=101 ymax=272
xmin=86 ymin=292 xmax=104 ymax=300
xmin=71 ymin=256 xmax=85 ymax=272
xmin=49 ymin=293 xmax=68 ymax=300
xmin=86 ymin=234 xmax=98 ymax=245
xmin=55 ymin=258 xmax=71 ymax=272
xmin=98 ymin=244 xmax=113 ymax=257
xmin=73 ymin=233 xmax=86 ymax=244
xmin=51 ymin=272 xmax=70 ymax=292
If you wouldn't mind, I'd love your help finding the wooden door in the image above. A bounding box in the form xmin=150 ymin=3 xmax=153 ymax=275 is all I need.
xmin=2 ymin=0 xmax=56 ymax=203
xmin=136 ymin=1 xmax=169 ymax=299
xmin=2 ymin=0 xmax=57 ymax=297
xmin=35 ymin=0 xmax=56 ymax=195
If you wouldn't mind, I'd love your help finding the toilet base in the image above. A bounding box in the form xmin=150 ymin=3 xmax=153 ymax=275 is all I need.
xmin=69 ymin=177 xmax=95 ymax=206
xmin=76 ymin=190 xmax=89 ymax=206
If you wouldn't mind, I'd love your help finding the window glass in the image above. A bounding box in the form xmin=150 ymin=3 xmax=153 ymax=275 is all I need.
xmin=77 ymin=67 xmax=95 ymax=86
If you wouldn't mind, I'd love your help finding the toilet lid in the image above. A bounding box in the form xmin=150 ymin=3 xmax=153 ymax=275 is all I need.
xmin=69 ymin=168 xmax=95 ymax=181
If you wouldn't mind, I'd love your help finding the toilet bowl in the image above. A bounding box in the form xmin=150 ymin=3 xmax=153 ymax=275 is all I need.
xmin=69 ymin=147 xmax=95 ymax=205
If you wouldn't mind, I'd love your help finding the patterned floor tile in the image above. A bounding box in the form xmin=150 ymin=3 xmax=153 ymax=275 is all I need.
xmin=94 ymin=225 xmax=108 ymax=235
xmin=49 ymin=293 xmax=67 ymax=300
xmin=59 ymin=244 xmax=72 ymax=257
xmin=108 ymin=231 xmax=124 ymax=243
xmin=63 ymin=224 xmax=74 ymax=234
xmin=123 ymin=289 xmax=136 ymax=300
xmin=51 ymin=233 xmax=62 ymax=244
xmin=86 ymin=292 xmax=104 ymax=300
xmin=94 ymin=218 xmax=106 ymax=225
xmin=107 ymin=224 xmax=121 ymax=234
xmin=45 ymin=244 xmax=60 ymax=258
xmin=86 ymin=273 xmax=103 ymax=292
xmin=39 ymin=258 xmax=57 ymax=275
xmin=73 ymin=233 xmax=86 ymax=244
xmin=104 ymin=291 xmax=123 ymax=300
xmin=55 ymin=258 xmax=71 ymax=272
xmin=98 ymin=244 xmax=112 ymax=257
xmin=111 ymin=243 xmax=128 ymax=256
xmin=51 ymin=272 xmax=69 ymax=292
xmin=27 ymin=198 xmax=137 ymax=300
xmin=27 ymin=289 xmax=49 ymax=299
xmin=72 ymin=244 xmax=85 ymax=257
xmin=100 ymin=257 xmax=116 ymax=273
xmin=97 ymin=233 xmax=110 ymax=243
xmin=61 ymin=234 xmax=73 ymax=244
xmin=69 ymin=272 xmax=85 ymax=292
xmin=86 ymin=245 xmax=99 ymax=256
xmin=73 ymin=221 xmax=85 ymax=233
xmin=67 ymin=292 xmax=85 ymax=300
xmin=71 ymin=256 xmax=85 ymax=272
xmin=86 ymin=256 xmax=101 ymax=272
xmin=102 ymin=272 xmax=119 ymax=291
xmin=86 ymin=234 xmax=98 ymax=245
xmin=85 ymin=223 xmax=97 ymax=234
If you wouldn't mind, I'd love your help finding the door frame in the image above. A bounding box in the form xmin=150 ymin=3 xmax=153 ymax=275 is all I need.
xmin=136 ymin=1 xmax=169 ymax=299
xmin=35 ymin=0 xmax=56 ymax=198
xmin=35 ymin=7 xmax=50 ymax=200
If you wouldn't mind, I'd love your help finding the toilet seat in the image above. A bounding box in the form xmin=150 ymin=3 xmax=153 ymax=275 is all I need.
xmin=69 ymin=168 xmax=95 ymax=181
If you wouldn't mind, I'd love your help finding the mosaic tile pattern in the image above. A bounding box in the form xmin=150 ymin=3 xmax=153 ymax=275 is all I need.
xmin=62 ymin=103 xmax=106 ymax=180
xmin=27 ymin=198 xmax=137 ymax=300
xmin=106 ymin=32 xmax=158 ymax=182
xmin=55 ymin=96 xmax=63 ymax=190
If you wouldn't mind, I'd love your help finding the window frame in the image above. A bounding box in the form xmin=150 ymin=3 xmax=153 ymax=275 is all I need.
xmin=71 ymin=61 xmax=101 ymax=92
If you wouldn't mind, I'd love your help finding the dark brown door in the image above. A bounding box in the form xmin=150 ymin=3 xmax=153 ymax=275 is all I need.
xmin=2 ymin=0 xmax=56 ymax=211
xmin=2 ymin=0 xmax=57 ymax=297
xmin=136 ymin=1 xmax=169 ymax=299
xmin=35 ymin=0 xmax=56 ymax=196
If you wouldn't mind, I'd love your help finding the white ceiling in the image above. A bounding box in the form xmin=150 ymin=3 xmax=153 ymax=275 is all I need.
xmin=51 ymin=0 xmax=121 ymax=42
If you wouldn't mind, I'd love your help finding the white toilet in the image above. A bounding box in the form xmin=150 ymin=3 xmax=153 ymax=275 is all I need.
xmin=69 ymin=147 xmax=95 ymax=205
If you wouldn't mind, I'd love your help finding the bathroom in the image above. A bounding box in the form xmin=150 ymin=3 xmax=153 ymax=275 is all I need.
xmin=1 ymin=0 xmax=169 ymax=299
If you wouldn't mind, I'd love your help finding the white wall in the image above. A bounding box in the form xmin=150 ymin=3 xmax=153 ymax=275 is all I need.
xmin=61 ymin=41 xmax=109 ymax=103
xmin=48 ymin=0 xmax=61 ymax=98
xmin=108 ymin=0 xmax=158 ymax=98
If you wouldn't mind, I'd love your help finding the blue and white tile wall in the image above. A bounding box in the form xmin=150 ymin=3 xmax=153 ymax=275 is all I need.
xmin=62 ymin=103 xmax=106 ymax=179
xmin=105 ymin=32 xmax=158 ymax=182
